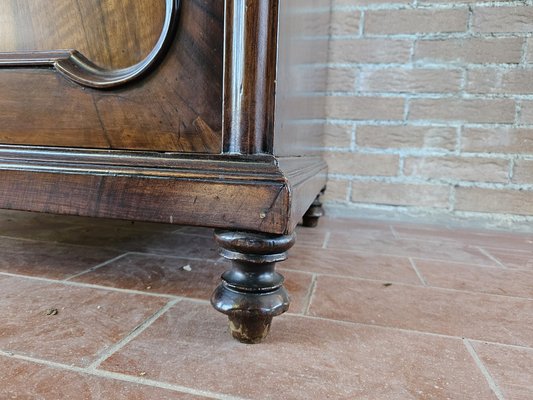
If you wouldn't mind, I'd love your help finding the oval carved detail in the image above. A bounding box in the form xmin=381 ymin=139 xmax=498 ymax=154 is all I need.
xmin=0 ymin=0 xmax=180 ymax=89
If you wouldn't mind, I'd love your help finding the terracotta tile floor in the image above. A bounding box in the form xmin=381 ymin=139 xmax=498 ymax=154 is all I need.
xmin=0 ymin=210 xmax=532 ymax=399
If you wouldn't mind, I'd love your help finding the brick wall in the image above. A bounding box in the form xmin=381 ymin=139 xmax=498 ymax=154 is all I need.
xmin=325 ymin=0 xmax=533 ymax=222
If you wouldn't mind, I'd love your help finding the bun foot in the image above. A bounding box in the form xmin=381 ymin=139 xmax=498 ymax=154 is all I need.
xmin=211 ymin=230 xmax=294 ymax=343
xmin=302 ymin=191 xmax=325 ymax=228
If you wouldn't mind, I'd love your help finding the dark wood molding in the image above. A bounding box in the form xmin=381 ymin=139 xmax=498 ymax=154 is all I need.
xmin=0 ymin=0 xmax=180 ymax=89
xmin=222 ymin=0 xmax=279 ymax=154
xmin=0 ymin=146 xmax=326 ymax=235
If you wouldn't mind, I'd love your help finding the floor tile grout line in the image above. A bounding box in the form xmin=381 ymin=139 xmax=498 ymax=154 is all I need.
xmin=0 ymin=270 xmax=221 ymax=305
xmin=294 ymin=244 xmax=504 ymax=268
xmin=290 ymin=312 xmax=533 ymax=352
xmin=306 ymin=228 xmax=533 ymax=252
xmin=408 ymin=258 xmax=428 ymax=286
xmin=2 ymin=259 xmax=532 ymax=305
xmin=322 ymin=231 xmax=331 ymax=249
xmin=476 ymin=245 xmax=533 ymax=255
xmin=88 ymin=298 xmax=182 ymax=370
xmin=463 ymin=339 xmax=506 ymax=400
xmin=0 ymin=271 xmax=180 ymax=300
xmin=0 ymin=351 xmax=246 ymax=400
xmin=126 ymin=251 xmax=221 ymax=263
xmin=302 ymin=274 xmax=318 ymax=315
xmin=375 ymin=232 xmax=533 ymax=252
xmin=469 ymin=338 xmax=533 ymax=353
xmin=0 ymin=234 xmax=219 ymax=261
xmin=281 ymin=268 xmax=533 ymax=302
xmin=63 ymin=253 xmax=132 ymax=281
xmin=477 ymin=246 xmax=508 ymax=269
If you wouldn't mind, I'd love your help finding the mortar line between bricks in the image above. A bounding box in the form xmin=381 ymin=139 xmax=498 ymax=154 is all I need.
xmin=329 ymin=91 xmax=533 ymax=101
xmin=0 ymin=351 xmax=246 ymax=400
xmin=327 ymin=62 xmax=533 ymax=70
xmin=509 ymin=157 xmax=516 ymax=182
xmin=408 ymin=258 xmax=428 ymax=286
xmin=331 ymin=1 xmax=526 ymax=12
xmin=466 ymin=3 xmax=473 ymax=34
xmin=88 ymin=299 xmax=181 ymax=370
xmin=520 ymin=35 xmax=529 ymax=65
xmin=63 ymin=253 xmax=132 ymax=281
xmin=328 ymin=174 xmax=533 ymax=190
xmin=326 ymin=148 xmax=532 ymax=161
xmin=448 ymin=184 xmax=456 ymax=213
xmin=463 ymin=339 xmax=506 ymax=400
xmin=358 ymin=10 xmax=365 ymax=38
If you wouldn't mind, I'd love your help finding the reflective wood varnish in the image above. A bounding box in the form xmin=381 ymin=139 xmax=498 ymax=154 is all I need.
xmin=0 ymin=0 xmax=223 ymax=153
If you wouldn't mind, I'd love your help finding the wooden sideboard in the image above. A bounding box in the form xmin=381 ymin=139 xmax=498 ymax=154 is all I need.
xmin=0 ymin=0 xmax=330 ymax=343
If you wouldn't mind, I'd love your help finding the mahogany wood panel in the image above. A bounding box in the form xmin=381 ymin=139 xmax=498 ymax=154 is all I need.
xmin=0 ymin=0 xmax=223 ymax=153
xmin=0 ymin=0 xmax=166 ymax=69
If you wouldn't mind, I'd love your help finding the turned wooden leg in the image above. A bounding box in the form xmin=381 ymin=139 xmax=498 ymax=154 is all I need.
xmin=302 ymin=190 xmax=325 ymax=228
xmin=211 ymin=230 xmax=295 ymax=344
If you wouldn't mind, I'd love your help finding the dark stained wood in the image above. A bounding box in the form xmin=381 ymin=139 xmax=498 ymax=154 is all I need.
xmin=211 ymin=230 xmax=294 ymax=343
xmin=0 ymin=147 xmax=290 ymax=233
xmin=0 ymin=1 xmax=179 ymax=89
xmin=0 ymin=0 xmax=223 ymax=153
xmin=0 ymin=0 xmax=332 ymax=342
xmin=0 ymin=0 xmax=167 ymax=69
xmin=222 ymin=0 xmax=279 ymax=154
xmin=302 ymin=189 xmax=326 ymax=228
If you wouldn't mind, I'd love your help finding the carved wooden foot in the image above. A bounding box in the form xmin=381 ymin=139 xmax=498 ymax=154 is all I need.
xmin=302 ymin=192 xmax=325 ymax=228
xmin=211 ymin=230 xmax=295 ymax=344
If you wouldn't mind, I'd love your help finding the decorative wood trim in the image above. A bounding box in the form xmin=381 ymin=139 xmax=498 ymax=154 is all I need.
xmin=0 ymin=0 xmax=180 ymax=89
xmin=222 ymin=0 xmax=280 ymax=154
xmin=0 ymin=146 xmax=326 ymax=234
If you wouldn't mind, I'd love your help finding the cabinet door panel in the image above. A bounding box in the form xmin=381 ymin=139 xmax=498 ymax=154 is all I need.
xmin=0 ymin=0 xmax=223 ymax=153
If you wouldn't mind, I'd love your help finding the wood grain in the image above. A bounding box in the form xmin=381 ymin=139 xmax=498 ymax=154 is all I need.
xmin=0 ymin=0 xmax=165 ymax=69
xmin=0 ymin=0 xmax=223 ymax=153
xmin=223 ymin=0 xmax=279 ymax=154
